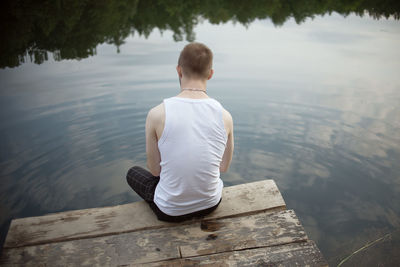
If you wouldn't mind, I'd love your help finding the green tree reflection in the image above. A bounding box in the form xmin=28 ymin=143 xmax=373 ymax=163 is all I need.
xmin=1 ymin=0 xmax=399 ymax=68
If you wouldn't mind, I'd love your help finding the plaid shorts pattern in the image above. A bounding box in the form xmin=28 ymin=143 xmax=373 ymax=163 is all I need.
xmin=126 ymin=165 xmax=221 ymax=222
xmin=126 ymin=166 xmax=159 ymax=202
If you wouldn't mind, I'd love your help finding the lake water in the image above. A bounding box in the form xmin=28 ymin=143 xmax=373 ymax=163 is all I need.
xmin=1 ymin=2 xmax=400 ymax=265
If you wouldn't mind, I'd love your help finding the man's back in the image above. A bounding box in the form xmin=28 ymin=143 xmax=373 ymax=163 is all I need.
xmin=153 ymin=97 xmax=226 ymax=216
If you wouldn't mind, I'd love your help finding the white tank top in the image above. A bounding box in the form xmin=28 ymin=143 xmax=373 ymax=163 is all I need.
xmin=154 ymin=96 xmax=227 ymax=216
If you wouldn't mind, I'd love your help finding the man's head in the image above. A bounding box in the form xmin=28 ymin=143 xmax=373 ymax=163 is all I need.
xmin=177 ymin=42 xmax=213 ymax=80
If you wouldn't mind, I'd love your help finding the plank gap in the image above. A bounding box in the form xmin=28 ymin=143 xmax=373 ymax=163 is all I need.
xmin=144 ymin=241 xmax=327 ymax=266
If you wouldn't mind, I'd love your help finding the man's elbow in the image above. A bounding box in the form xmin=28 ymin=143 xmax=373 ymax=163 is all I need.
xmin=220 ymin=164 xmax=230 ymax=173
xmin=147 ymin=162 xmax=161 ymax=176
xmin=151 ymin=170 xmax=161 ymax=176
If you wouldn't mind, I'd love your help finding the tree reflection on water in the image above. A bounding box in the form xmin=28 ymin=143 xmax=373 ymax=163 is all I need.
xmin=1 ymin=0 xmax=399 ymax=68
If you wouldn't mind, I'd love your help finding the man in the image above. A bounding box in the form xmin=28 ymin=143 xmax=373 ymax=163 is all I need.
xmin=126 ymin=42 xmax=234 ymax=222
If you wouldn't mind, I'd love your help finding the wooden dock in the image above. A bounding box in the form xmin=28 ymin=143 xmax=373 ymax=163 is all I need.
xmin=0 ymin=180 xmax=328 ymax=266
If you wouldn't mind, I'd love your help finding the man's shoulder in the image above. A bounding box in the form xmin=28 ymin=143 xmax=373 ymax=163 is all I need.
xmin=150 ymin=102 xmax=165 ymax=113
xmin=222 ymin=107 xmax=233 ymax=122
xmin=147 ymin=102 xmax=165 ymax=123
xmin=221 ymin=107 xmax=233 ymax=135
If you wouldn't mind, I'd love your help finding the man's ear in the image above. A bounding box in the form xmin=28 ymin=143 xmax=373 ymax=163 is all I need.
xmin=176 ymin=65 xmax=183 ymax=78
xmin=208 ymin=69 xmax=214 ymax=80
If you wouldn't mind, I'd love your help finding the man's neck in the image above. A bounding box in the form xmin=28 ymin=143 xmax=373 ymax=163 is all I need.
xmin=178 ymin=78 xmax=209 ymax=99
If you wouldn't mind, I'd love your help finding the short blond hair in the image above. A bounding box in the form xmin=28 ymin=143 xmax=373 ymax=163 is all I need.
xmin=178 ymin=42 xmax=213 ymax=79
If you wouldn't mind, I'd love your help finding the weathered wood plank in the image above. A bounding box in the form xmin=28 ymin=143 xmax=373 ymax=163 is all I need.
xmin=4 ymin=180 xmax=285 ymax=248
xmin=179 ymin=209 xmax=307 ymax=258
xmin=1 ymin=210 xmax=304 ymax=266
xmin=146 ymin=241 xmax=328 ymax=267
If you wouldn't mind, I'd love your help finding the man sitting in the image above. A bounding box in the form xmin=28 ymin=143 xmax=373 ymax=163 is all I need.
xmin=127 ymin=42 xmax=234 ymax=222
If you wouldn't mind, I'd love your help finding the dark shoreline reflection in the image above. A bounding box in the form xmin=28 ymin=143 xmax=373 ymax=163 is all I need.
xmin=1 ymin=0 xmax=400 ymax=68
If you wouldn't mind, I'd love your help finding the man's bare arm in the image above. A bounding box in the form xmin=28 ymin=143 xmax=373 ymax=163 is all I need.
xmin=145 ymin=106 xmax=163 ymax=176
xmin=220 ymin=109 xmax=234 ymax=172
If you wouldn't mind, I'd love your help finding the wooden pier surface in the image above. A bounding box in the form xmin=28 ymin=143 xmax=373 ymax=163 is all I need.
xmin=0 ymin=180 xmax=328 ymax=266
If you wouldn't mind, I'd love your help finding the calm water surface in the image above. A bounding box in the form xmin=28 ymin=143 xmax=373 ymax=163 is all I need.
xmin=1 ymin=4 xmax=400 ymax=266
